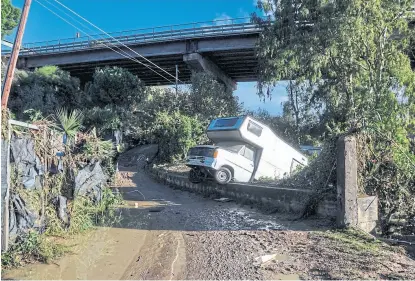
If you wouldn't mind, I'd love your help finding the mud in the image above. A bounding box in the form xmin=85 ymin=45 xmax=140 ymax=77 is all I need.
xmin=4 ymin=145 xmax=415 ymax=280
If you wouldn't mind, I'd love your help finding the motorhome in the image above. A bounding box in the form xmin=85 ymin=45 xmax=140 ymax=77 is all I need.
xmin=186 ymin=116 xmax=308 ymax=184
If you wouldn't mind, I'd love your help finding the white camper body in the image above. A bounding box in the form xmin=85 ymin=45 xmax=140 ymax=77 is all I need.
xmin=186 ymin=116 xmax=308 ymax=184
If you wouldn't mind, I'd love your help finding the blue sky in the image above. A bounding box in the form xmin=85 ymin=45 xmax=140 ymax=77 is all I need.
xmin=6 ymin=0 xmax=288 ymax=115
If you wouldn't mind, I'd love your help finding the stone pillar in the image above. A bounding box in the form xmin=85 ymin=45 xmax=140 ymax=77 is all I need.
xmin=336 ymin=135 xmax=358 ymax=227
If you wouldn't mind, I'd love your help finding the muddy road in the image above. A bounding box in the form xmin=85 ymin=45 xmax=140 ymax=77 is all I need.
xmin=4 ymin=146 xmax=415 ymax=280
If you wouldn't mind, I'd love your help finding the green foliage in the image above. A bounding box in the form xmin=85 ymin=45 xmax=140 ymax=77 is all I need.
xmin=189 ymin=72 xmax=242 ymax=119
xmin=23 ymin=109 xmax=44 ymax=122
xmin=1 ymin=231 xmax=66 ymax=268
xmin=255 ymin=0 xmax=415 ymax=133
xmin=35 ymin=65 xmax=58 ymax=77
xmin=54 ymin=108 xmax=84 ymax=139
xmin=1 ymin=0 xmax=20 ymax=39
xmin=9 ymin=67 xmax=84 ymax=119
xmin=85 ymin=66 xmax=146 ymax=109
xmin=358 ymin=131 xmax=415 ymax=235
xmin=82 ymin=132 xmax=114 ymax=162
xmin=151 ymin=111 xmax=207 ymax=162
xmin=315 ymin=228 xmax=384 ymax=255
xmin=255 ymin=0 xmax=415 ymax=232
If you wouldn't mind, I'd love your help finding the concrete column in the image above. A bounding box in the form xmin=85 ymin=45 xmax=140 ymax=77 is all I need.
xmin=336 ymin=135 xmax=358 ymax=227
xmin=183 ymin=53 xmax=237 ymax=91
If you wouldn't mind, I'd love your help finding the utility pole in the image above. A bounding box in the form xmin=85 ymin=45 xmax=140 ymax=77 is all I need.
xmin=1 ymin=0 xmax=32 ymax=109
xmin=175 ymin=65 xmax=179 ymax=95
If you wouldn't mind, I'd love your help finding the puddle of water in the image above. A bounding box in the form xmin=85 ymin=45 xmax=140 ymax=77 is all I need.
xmin=125 ymin=200 xmax=163 ymax=209
xmin=123 ymin=200 xmax=181 ymax=209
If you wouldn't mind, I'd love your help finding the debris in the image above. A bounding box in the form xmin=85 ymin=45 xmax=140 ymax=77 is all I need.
xmin=10 ymin=135 xmax=44 ymax=189
xmin=214 ymin=197 xmax=232 ymax=202
xmin=74 ymin=162 xmax=107 ymax=203
xmin=254 ymin=254 xmax=288 ymax=264
xmin=9 ymin=194 xmax=38 ymax=236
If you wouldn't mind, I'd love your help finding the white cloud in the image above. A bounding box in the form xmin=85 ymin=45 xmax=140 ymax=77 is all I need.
xmin=213 ymin=13 xmax=233 ymax=25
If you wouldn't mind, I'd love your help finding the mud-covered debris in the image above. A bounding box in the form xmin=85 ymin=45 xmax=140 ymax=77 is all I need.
xmin=214 ymin=198 xmax=232 ymax=202
xmin=9 ymin=193 xmax=38 ymax=236
xmin=74 ymin=162 xmax=107 ymax=202
xmin=254 ymin=254 xmax=288 ymax=264
xmin=10 ymin=135 xmax=44 ymax=189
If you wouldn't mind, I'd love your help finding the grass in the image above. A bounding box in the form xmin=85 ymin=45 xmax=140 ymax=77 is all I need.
xmin=1 ymin=231 xmax=68 ymax=268
xmin=4 ymin=185 xmax=123 ymax=268
xmin=312 ymin=228 xmax=385 ymax=254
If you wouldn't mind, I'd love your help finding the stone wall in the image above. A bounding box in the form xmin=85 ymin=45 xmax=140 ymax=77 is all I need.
xmin=151 ymin=168 xmax=337 ymax=217
xmin=151 ymin=135 xmax=379 ymax=234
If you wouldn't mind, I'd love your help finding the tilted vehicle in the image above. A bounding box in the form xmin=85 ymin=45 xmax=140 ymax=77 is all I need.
xmin=186 ymin=116 xmax=308 ymax=184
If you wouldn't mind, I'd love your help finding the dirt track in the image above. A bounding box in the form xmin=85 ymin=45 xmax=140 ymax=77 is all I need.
xmin=4 ymin=145 xmax=415 ymax=280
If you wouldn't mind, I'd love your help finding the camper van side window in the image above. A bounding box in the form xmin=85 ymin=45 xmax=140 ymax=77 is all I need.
xmin=243 ymin=146 xmax=255 ymax=161
xmin=247 ymin=121 xmax=263 ymax=137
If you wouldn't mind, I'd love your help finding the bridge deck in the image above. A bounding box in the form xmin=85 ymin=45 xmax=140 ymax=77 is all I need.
xmin=2 ymin=17 xmax=262 ymax=85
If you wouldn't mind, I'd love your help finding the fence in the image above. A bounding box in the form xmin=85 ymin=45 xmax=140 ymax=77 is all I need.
xmin=1 ymin=17 xmax=262 ymax=56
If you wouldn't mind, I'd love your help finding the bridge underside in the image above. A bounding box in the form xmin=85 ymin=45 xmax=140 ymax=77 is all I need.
xmin=56 ymin=49 xmax=257 ymax=86
xmin=14 ymin=34 xmax=259 ymax=86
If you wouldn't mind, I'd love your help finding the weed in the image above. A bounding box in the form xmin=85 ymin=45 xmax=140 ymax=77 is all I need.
xmin=1 ymin=231 xmax=67 ymax=268
xmin=313 ymin=228 xmax=385 ymax=255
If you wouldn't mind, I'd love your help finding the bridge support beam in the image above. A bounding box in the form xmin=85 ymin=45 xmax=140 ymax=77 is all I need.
xmin=183 ymin=53 xmax=237 ymax=91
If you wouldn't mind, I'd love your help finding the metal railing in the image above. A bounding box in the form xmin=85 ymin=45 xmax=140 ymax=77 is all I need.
xmin=2 ymin=17 xmax=263 ymax=56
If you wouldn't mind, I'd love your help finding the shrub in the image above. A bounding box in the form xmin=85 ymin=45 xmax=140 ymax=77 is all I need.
xmin=151 ymin=111 xmax=207 ymax=162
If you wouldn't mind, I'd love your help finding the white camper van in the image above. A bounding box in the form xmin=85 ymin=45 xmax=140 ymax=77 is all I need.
xmin=186 ymin=116 xmax=308 ymax=184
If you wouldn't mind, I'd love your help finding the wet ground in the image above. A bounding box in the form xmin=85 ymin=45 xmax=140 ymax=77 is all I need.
xmin=4 ymin=145 xmax=415 ymax=280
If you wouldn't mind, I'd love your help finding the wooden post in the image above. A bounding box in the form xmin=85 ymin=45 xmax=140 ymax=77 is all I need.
xmin=1 ymin=0 xmax=32 ymax=108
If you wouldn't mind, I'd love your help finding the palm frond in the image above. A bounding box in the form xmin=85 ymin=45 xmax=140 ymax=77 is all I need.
xmin=54 ymin=108 xmax=84 ymax=138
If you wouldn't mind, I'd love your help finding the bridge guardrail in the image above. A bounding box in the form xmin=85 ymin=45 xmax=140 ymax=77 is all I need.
xmin=2 ymin=17 xmax=264 ymax=56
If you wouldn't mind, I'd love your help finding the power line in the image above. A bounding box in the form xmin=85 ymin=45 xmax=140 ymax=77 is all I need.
xmin=52 ymin=0 xmax=183 ymax=83
xmin=34 ymin=0 xmax=174 ymax=83
xmin=41 ymin=0 xmax=152 ymax=70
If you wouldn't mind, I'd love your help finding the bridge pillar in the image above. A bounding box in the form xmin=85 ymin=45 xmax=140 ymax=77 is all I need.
xmin=183 ymin=53 xmax=237 ymax=91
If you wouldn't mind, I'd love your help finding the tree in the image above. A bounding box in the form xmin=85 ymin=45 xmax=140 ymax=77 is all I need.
xmin=254 ymin=0 xmax=415 ymax=135
xmin=9 ymin=66 xmax=84 ymax=119
xmin=1 ymin=0 xmax=21 ymax=39
xmin=151 ymin=111 xmax=207 ymax=162
xmin=189 ymin=72 xmax=242 ymax=119
xmin=254 ymin=0 xmax=415 ymax=234
xmin=85 ymin=66 xmax=146 ymax=109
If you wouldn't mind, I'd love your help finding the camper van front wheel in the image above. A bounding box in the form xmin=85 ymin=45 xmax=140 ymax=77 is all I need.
xmin=189 ymin=168 xmax=202 ymax=183
xmin=214 ymin=167 xmax=232 ymax=185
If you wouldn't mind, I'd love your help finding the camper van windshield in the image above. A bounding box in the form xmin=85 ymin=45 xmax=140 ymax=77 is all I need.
xmin=216 ymin=142 xmax=244 ymax=153
xmin=214 ymin=118 xmax=239 ymax=128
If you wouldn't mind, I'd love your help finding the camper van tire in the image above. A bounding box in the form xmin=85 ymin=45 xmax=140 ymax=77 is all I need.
xmin=214 ymin=167 xmax=232 ymax=185
xmin=189 ymin=168 xmax=202 ymax=183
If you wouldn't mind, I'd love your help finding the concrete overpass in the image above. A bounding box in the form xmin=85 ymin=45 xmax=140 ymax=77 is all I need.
xmin=2 ymin=16 xmax=413 ymax=88
xmin=2 ymin=18 xmax=261 ymax=89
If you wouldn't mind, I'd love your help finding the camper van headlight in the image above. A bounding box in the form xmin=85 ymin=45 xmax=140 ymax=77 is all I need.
xmin=213 ymin=150 xmax=219 ymax=158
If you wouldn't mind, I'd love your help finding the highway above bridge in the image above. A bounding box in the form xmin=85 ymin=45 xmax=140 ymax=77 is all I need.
xmin=2 ymin=17 xmax=262 ymax=89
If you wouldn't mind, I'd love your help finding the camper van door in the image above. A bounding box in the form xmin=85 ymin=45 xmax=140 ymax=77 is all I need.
xmin=234 ymin=145 xmax=255 ymax=182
